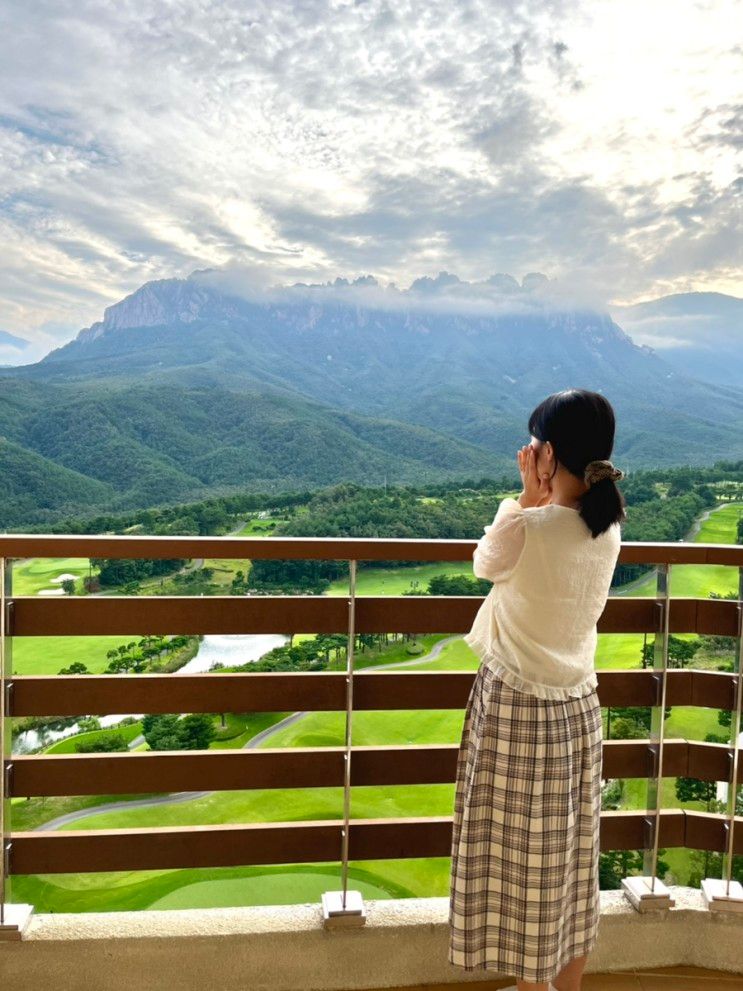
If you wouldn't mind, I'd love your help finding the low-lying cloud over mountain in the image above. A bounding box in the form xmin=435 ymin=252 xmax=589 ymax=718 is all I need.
xmin=611 ymin=292 xmax=743 ymax=389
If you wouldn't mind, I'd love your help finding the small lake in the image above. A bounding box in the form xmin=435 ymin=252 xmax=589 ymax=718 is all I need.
xmin=177 ymin=633 xmax=289 ymax=673
xmin=12 ymin=632 xmax=290 ymax=754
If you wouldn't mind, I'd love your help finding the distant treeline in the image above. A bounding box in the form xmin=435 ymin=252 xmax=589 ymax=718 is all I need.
xmin=17 ymin=461 xmax=742 ymax=594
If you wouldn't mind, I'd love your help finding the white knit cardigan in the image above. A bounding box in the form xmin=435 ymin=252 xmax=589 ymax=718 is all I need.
xmin=463 ymin=497 xmax=622 ymax=700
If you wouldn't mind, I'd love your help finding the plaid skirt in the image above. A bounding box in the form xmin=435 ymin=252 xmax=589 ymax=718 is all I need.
xmin=448 ymin=661 xmax=603 ymax=985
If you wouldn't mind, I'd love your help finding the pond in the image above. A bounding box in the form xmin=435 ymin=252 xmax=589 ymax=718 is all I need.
xmin=12 ymin=632 xmax=290 ymax=753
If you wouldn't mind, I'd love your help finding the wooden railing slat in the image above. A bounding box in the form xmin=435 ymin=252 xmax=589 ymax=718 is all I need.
xmin=10 ymin=809 xmax=741 ymax=875
xmin=11 ymin=739 xmax=742 ymax=797
xmin=8 ymin=595 xmax=740 ymax=637
xmin=1 ymin=534 xmax=741 ymax=564
xmin=8 ymin=668 xmax=740 ymax=717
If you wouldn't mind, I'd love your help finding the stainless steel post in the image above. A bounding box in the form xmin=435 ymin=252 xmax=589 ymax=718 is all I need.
xmin=622 ymin=561 xmax=675 ymax=910
xmin=702 ymin=563 xmax=743 ymax=911
xmin=339 ymin=558 xmax=356 ymax=905
xmin=1 ymin=557 xmax=34 ymax=938
xmin=321 ymin=558 xmax=365 ymax=926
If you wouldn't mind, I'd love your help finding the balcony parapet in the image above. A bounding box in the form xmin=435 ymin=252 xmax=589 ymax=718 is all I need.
xmin=1 ymin=889 xmax=742 ymax=991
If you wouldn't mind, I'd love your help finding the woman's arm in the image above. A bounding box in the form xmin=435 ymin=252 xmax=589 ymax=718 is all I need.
xmin=472 ymin=497 xmax=526 ymax=583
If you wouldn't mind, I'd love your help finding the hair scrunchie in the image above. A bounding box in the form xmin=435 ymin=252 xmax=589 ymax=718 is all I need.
xmin=584 ymin=459 xmax=624 ymax=486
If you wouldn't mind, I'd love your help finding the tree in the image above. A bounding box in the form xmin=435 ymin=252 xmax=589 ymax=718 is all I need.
xmin=58 ymin=661 xmax=89 ymax=675
xmin=641 ymin=634 xmax=700 ymax=669
xmin=141 ymin=713 xmax=216 ymax=751
xmin=179 ymin=713 xmax=217 ymax=750
xmin=75 ymin=734 xmax=128 ymax=753
xmin=599 ymin=848 xmax=672 ymax=890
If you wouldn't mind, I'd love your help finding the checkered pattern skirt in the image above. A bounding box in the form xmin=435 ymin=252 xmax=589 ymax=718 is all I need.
xmin=448 ymin=661 xmax=603 ymax=985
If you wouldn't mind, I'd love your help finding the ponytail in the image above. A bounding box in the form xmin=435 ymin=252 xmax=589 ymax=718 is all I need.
xmin=578 ymin=468 xmax=627 ymax=539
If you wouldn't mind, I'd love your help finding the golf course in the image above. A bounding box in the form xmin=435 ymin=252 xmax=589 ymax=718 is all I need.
xmin=8 ymin=500 xmax=743 ymax=913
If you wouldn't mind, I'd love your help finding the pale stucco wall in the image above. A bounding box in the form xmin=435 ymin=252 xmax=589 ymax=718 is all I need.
xmin=1 ymin=887 xmax=742 ymax=990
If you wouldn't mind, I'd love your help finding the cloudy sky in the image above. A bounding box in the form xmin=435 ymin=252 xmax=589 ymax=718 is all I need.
xmin=0 ymin=0 xmax=740 ymax=357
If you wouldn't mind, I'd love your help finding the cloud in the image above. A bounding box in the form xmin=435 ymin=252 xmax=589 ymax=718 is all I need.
xmin=0 ymin=0 xmax=740 ymax=344
xmin=191 ymin=266 xmax=615 ymax=323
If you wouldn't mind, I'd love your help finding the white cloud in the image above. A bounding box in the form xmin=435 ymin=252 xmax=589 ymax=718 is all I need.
xmin=0 ymin=0 xmax=740 ymax=344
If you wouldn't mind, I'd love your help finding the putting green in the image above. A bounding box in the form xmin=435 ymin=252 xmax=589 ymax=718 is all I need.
xmin=147 ymin=866 xmax=395 ymax=909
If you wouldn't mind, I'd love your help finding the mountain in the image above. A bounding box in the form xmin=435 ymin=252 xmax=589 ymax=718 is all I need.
xmin=0 ymin=437 xmax=114 ymax=524
xmin=25 ymin=273 xmax=743 ymax=453
xmin=3 ymin=272 xmax=743 ymax=526
xmin=0 ymin=377 xmax=507 ymax=527
xmin=611 ymin=292 xmax=743 ymax=388
xmin=0 ymin=329 xmax=31 ymax=366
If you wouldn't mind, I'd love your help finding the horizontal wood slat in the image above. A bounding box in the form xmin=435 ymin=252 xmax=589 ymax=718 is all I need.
xmin=10 ymin=739 xmax=742 ymax=798
xmin=8 ymin=668 xmax=741 ymax=717
xmin=1 ymin=534 xmax=742 ymax=564
xmin=7 ymin=594 xmax=741 ymax=637
xmin=9 ymin=810 xmax=741 ymax=875
xmin=685 ymin=811 xmax=743 ymax=853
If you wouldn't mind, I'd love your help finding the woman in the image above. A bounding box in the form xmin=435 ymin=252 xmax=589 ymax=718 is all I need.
xmin=448 ymin=388 xmax=627 ymax=991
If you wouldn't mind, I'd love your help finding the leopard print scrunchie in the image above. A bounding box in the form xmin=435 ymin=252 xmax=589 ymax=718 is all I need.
xmin=584 ymin=459 xmax=624 ymax=486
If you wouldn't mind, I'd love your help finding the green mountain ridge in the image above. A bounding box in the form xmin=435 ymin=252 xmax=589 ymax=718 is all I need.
xmin=0 ymin=379 xmax=508 ymax=527
xmin=3 ymin=276 xmax=743 ymax=528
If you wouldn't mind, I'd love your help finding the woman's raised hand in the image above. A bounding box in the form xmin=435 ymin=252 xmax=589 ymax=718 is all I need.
xmin=517 ymin=443 xmax=552 ymax=508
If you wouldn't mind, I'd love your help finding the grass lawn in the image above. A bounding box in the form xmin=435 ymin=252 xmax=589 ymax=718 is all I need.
xmin=12 ymin=557 xmax=91 ymax=596
xmin=236 ymin=517 xmax=291 ymax=536
xmin=199 ymin=558 xmax=250 ymax=588
xmin=13 ymin=636 xmax=133 ymax=676
xmin=327 ymin=562 xmax=474 ymax=597
xmin=11 ymin=857 xmax=443 ymax=913
xmin=43 ymin=722 xmax=143 ymax=754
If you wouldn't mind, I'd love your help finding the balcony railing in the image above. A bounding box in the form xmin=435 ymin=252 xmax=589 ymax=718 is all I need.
xmin=1 ymin=532 xmax=742 ymax=934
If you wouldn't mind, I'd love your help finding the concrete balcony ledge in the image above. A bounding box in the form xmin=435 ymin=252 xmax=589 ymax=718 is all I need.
xmin=2 ymin=887 xmax=743 ymax=991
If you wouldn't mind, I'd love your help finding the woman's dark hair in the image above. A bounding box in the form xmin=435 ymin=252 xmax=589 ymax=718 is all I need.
xmin=527 ymin=388 xmax=627 ymax=538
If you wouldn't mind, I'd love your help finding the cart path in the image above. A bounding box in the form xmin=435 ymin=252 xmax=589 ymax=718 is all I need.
xmin=613 ymin=500 xmax=742 ymax=596
xmin=34 ymin=635 xmax=461 ymax=831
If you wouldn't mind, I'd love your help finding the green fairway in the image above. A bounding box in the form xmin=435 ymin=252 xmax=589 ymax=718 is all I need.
xmin=327 ymin=562 xmax=474 ymax=596
xmin=147 ymin=867 xmax=397 ymax=908
xmin=236 ymin=517 xmax=291 ymax=536
xmin=13 ymin=635 xmax=134 ymax=675
xmin=615 ymin=502 xmax=743 ymax=599
xmin=43 ymin=722 xmax=143 ymax=754
xmin=11 ymin=856 xmax=452 ymax=913
xmin=12 ymin=557 xmax=91 ymax=596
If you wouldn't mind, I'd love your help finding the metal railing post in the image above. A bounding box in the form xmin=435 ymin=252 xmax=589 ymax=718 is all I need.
xmin=622 ymin=561 xmax=675 ymax=911
xmin=702 ymin=564 xmax=743 ymax=911
xmin=0 ymin=557 xmax=34 ymax=938
xmin=321 ymin=558 xmax=366 ymax=927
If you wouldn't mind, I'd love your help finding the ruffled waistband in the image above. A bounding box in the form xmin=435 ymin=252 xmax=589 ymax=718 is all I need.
xmin=463 ymin=632 xmax=598 ymax=701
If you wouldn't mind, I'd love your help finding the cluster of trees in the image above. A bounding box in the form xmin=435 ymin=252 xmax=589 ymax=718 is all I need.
xmin=92 ymin=557 xmax=186 ymax=588
xmin=58 ymin=635 xmax=198 ymax=675
xmin=141 ymin=713 xmax=216 ymax=750
xmin=27 ymin=488 xmax=307 ymax=536
xmin=75 ymin=733 xmax=129 ymax=753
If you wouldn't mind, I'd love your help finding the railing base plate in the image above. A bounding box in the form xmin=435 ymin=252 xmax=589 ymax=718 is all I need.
xmin=0 ymin=903 xmax=34 ymax=940
xmin=701 ymin=878 xmax=743 ymax=913
xmin=621 ymin=876 xmax=675 ymax=912
xmin=321 ymin=890 xmax=366 ymax=928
